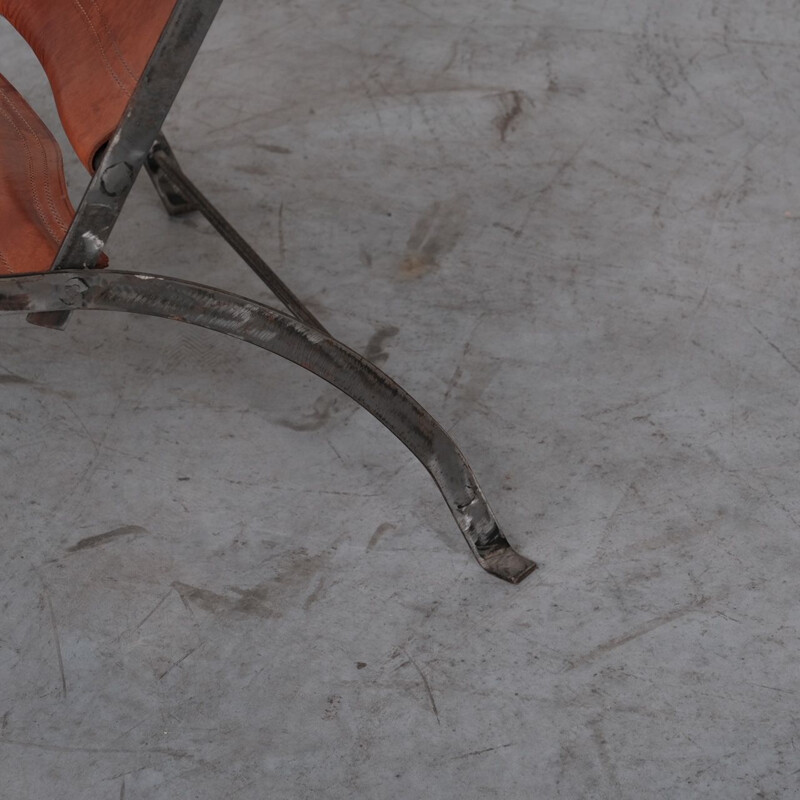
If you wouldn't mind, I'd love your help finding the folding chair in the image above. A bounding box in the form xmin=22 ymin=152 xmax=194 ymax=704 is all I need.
xmin=0 ymin=0 xmax=535 ymax=583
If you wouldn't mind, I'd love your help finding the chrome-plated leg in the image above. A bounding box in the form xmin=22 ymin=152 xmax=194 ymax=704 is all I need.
xmin=1 ymin=270 xmax=536 ymax=584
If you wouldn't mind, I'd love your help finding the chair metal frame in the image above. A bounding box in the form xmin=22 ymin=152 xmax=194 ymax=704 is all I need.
xmin=0 ymin=0 xmax=536 ymax=583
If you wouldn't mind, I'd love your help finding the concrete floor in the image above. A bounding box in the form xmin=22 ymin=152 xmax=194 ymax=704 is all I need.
xmin=2 ymin=0 xmax=800 ymax=797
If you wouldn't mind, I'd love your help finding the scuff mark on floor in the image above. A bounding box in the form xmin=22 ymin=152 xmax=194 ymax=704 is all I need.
xmin=68 ymin=525 xmax=150 ymax=553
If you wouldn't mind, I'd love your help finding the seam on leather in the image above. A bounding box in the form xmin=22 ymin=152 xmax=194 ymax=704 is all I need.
xmin=69 ymin=0 xmax=133 ymax=97
xmin=7 ymin=89 xmax=71 ymax=234
xmin=87 ymin=0 xmax=139 ymax=84
xmin=0 ymin=246 xmax=12 ymax=275
xmin=0 ymin=86 xmax=63 ymax=245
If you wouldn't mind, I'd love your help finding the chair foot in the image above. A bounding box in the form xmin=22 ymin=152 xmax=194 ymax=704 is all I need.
xmin=0 ymin=270 xmax=536 ymax=583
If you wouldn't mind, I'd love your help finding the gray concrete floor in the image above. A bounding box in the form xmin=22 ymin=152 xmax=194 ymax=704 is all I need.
xmin=2 ymin=0 xmax=800 ymax=797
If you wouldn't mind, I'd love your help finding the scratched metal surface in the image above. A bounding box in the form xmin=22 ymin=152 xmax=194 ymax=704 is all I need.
xmin=2 ymin=1 xmax=800 ymax=797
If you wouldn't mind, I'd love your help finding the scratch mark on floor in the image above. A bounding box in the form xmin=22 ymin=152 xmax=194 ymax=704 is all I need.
xmin=358 ymin=245 xmax=373 ymax=267
xmin=442 ymin=342 xmax=471 ymax=403
xmin=512 ymin=137 xmax=588 ymax=238
xmin=326 ymin=438 xmax=346 ymax=465
xmin=52 ymin=393 xmax=125 ymax=516
xmin=131 ymin=589 xmax=173 ymax=634
xmin=581 ymin=384 xmax=677 ymax=420
xmin=752 ymin=323 xmax=800 ymax=376
xmin=278 ymin=202 xmax=286 ymax=270
xmin=403 ymin=649 xmax=440 ymax=724
xmin=228 ymin=779 xmax=260 ymax=797
xmin=112 ymin=717 xmax=149 ymax=743
xmin=257 ymin=143 xmax=292 ymax=155
xmin=399 ymin=200 xmax=465 ymax=278
xmin=746 ymin=681 xmax=796 ymax=694
xmin=68 ymin=525 xmax=150 ymax=553
xmin=63 ymin=400 xmax=99 ymax=456
xmin=303 ymin=575 xmax=327 ymax=610
xmin=174 ymin=583 xmax=196 ymax=618
xmin=440 ymin=39 xmax=459 ymax=75
xmin=493 ymin=89 xmax=525 ymax=141
xmin=569 ymin=596 xmax=710 ymax=669
xmin=398 ymin=0 xmax=438 ymax=22
xmin=451 ymin=742 xmax=514 ymax=760
xmin=589 ymin=717 xmax=624 ymax=793
xmin=441 ymin=312 xmax=489 ymax=404
xmin=171 ymin=580 xmax=281 ymax=619
xmin=0 ymin=738 xmax=190 ymax=758
xmin=363 ymin=325 xmax=399 ymax=365
xmin=595 ymin=472 xmax=645 ymax=557
xmin=280 ymin=393 xmax=340 ymax=432
xmin=159 ymin=646 xmax=199 ymax=680
xmin=0 ymin=373 xmax=30 ymax=384
xmin=44 ymin=590 xmax=67 ymax=699
xmin=367 ymin=522 xmax=397 ymax=551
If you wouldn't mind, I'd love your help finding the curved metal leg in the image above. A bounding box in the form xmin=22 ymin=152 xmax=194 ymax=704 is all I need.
xmin=0 ymin=271 xmax=536 ymax=583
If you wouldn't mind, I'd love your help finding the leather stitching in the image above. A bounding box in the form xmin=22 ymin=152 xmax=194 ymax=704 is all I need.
xmin=87 ymin=0 xmax=139 ymax=84
xmin=6 ymin=89 xmax=71 ymax=235
xmin=69 ymin=0 xmax=133 ymax=97
xmin=0 ymin=85 xmax=64 ymax=242
xmin=0 ymin=246 xmax=12 ymax=275
xmin=0 ymin=87 xmax=62 ymax=246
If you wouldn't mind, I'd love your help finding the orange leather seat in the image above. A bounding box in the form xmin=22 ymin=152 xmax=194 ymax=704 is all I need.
xmin=0 ymin=74 xmax=74 ymax=275
xmin=1 ymin=0 xmax=177 ymax=170
xmin=0 ymin=0 xmax=176 ymax=274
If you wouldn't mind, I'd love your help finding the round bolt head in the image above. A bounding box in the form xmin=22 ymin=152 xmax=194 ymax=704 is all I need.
xmin=101 ymin=162 xmax=134 ymax=197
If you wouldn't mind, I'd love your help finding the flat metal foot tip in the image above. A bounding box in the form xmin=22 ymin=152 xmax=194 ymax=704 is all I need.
xmin=481 ymin=548 xmax=537 ymax=584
